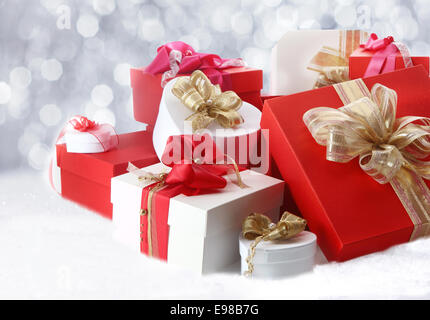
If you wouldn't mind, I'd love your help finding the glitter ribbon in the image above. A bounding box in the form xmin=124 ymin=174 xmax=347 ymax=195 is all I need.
xmin=303 ymin=79 xmax=430 ymax=240
xmin=172 ymin=70 xmax=244 ymax=132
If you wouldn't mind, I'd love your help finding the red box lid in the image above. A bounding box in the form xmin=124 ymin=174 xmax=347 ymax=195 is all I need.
xmin=56 ymin=131 xmax=158 ymax=187
xmin=261 ymin=66 xmax=430 ymax=261
xmin=130 ymin=66 xmax=262 ymax=93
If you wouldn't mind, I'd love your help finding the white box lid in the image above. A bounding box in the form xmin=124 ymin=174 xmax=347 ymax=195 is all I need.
xmin=239 ymin=231 xmax=317 ymax=264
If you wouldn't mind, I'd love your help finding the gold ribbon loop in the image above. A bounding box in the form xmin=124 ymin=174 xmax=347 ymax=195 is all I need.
xmin=308 ymin=30 xmax=368 ymax=88
xmin=304 ymin=80 xmax=430 ymax=240
xmin=242 ymin=212 xmax=307 ymax=276
xmin=172 ymin=70 xmax=244 ymax=132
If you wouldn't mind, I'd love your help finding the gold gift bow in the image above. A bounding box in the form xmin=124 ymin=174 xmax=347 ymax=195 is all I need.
xmin=127 ymin=159 xmax=248 ymax=257
xmin=307 ymin=30 xmax=368 ymax=89
xmin=303 ymin=80 xmax=430 ymax=240
xmin=172 ymin=70 xmax=244 ymax=132
xmin=242 ymin=212 xmax=307 ymax=277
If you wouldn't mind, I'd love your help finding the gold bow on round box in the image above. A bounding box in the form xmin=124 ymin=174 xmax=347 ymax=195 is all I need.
xmin=172 ymin=70 xmax=244 ymax=132
xmin=242 ymin=212 xmax=307 ymax=276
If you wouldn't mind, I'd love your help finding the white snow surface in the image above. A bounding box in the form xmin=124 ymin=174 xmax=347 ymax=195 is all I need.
xmin=1 ymin=170 xmax=430 ymax=300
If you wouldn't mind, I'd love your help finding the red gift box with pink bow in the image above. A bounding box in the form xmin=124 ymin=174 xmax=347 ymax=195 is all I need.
xmin=130 ymin=41 xmax=263 ymax=131
xmin=349 ymin=33 xmax=429 ymax=80
xmin=53 ymin=130 xmax=158 ymax=219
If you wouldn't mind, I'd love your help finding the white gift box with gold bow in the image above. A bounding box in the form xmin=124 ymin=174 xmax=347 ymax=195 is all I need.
xmin=111 ymin=163 xmax=284 ymax=274
xmin=153 ymin=72 xmax=262 ymax=164
xmin=270 ymin=30 xmax=368 ymax=95
xmin=239 ymin=231 xmax=317 ymax=279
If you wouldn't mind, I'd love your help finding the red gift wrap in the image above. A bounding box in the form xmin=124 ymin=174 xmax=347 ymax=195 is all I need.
xmin=261 ymin=66 xmax=430 ymax=261
xmin=349 ymin=47 xmax=429 ymax=80
xmin=56 ymin=131 xmax=158 ymax=219
xmin=130 ymin=66 xmax=263 ymax=130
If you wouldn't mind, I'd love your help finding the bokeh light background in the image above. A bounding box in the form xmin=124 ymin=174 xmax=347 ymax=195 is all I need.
xmin=0 ymin=0 xmax=428 ymax=172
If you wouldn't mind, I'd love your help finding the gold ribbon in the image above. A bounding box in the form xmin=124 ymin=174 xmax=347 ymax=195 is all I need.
xmin=242 ymin=212 xmax=307 ymax=276
xmin=172 ymin=70 xmax=244 ymax=132
xmin=307 ymin=30 xmax=368 ymax=89
xmin=303 ymin=79 xmax=430 ymax=241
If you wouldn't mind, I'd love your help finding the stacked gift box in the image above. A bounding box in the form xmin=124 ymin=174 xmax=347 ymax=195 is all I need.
xmin=51 ymin=30 xmax=430 ymax=279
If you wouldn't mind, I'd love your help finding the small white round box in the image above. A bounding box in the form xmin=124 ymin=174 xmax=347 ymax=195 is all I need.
xmin=239 ymin=231 xmax=317 ymax=279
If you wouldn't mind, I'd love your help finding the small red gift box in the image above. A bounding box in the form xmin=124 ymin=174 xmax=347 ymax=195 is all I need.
xmin=130 ymin=66 xmax=263 ymax=130
xmin=261 ymin=66 xmax=430 ymax=261
xmin=55 ymin=131 xmax=158 ymax=219
xmin=349 ymin=47 xmax=429 ymax=80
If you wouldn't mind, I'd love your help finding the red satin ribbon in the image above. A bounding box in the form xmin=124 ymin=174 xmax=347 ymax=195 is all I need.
xmin=361 ymin=33 xmax=412 ymax=78
xmin=145 ymin=41 xmax=244 ymax=90
xmin=139 ymin=134 xmax=244 ymax=259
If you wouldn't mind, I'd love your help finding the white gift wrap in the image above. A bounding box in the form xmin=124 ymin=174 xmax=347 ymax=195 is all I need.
xmin=63 ymin=124 xmax=114 ymax=154
xmin=111 ymin=163 xmax=284 ymax=274
xmin=152 ymin=77 xmax=262 ymax=161
xmin=239 ymin=231 xmax=317 ymax=279
xmin=270 ymin=30 xmax=348 ymax=95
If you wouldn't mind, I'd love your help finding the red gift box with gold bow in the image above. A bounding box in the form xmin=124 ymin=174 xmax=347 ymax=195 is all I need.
xmin=130 ymin=42 xmax=263 ymax=131
xmin=261 ymin=65 xmax=430 ymax=261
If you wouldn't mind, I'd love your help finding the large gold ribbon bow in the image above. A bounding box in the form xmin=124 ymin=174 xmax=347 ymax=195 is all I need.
xmin=303 ymin=80 xmax=430 ymax=240
xmin=172 ymin=70 xmax=244 ymax=132
xmin=242 ymin=212 xmax=307 ymax=276
xmin=307 ymin=30 xmax=368 ymax=89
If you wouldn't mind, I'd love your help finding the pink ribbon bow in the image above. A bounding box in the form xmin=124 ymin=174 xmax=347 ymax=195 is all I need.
xmin=361 ymin=33 xmax=413 ymax=78
xmin=145 ymin=41 xmax=245 ymax=89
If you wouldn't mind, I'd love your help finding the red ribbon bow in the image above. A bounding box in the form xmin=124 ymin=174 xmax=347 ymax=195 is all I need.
xmin=145 ymin=41 xmax=245 ymax=89
xmin=160 ymin=134 xmax=246 ymax=195
xmin=134 ymin=134 xmax=246 ymax=259
xmin=68 ymin=116 xmax=96 ymax=132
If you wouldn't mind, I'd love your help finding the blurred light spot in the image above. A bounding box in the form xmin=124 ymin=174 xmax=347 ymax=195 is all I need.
xmin=84 ymin=101 xmax=101 ymax=119
xmin=0 ymin=107 xmax=5 ymax=126
xmin=28 ymin=143 xmax=50 ymax=170
xmin=334 ymin=5 xmax=357 ymax=27
xmin=231 ymin=12 xmax=254 ymax=35
xmin=41 ymin=59 xmax=63 ymax=81
xmin=39 ymin=104 xmax=62 ymax=126
xmin=140 ymin=19 xmax=165 ymax=41
xmin=394 ymin=16 xmax=419 ymax=41
xmin=19 ymin=123 xmax=47 ymax=156
xmin=211 ymin=7 xmax=233 ymax=33
xmin=299 ymin=19 xmax=321 ymax=30
xmin=263 ymin=0 xmax=281 ymax=7
xmin=94 ymin=108 xmax=116 ymax=126
xmin=77 ymin=14 xmax=99 ymax=38
xmin=91 ymin=84 xmax=114 ymax=107
xmin=8 ymin=88 xmax=30 ymax=119
xmin=28 ymin=57 xmax=44 ymax=72
xmin=138 ymin=5 xmax=161 ymax=21
xmin=178 ymin=35 xmax=199 ymax=50
xmin=10 ymin=67 xmax=32 ymax=89
xmin=165 ymin=5 xmax=186 ymax=29
xmin=0 ymin=82 xmax=12 ymax=104
xmin=241 ymin=47 xmax=270 ymax=70
xmin=93 ymin=0 xmax=116 ymax=15
xmin=192 ymin=28 xmax=212 ymax=51
xmin=276 ymin=5 xmax=299 ymax=29
xmin=114 ymin=63 xmax=131 ymax=86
